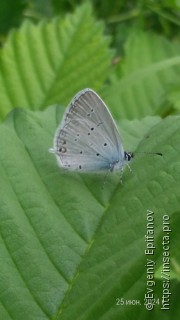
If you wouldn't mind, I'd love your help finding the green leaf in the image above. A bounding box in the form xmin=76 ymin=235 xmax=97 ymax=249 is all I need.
xmin=155 ymin=256 xmax=180 ymax=280
xmin=0 ymin=104 xmax=180 ymax=319
xmin=106 ymin=32 xmax=180 ymax=119
xmin=0 ymin=3 xmax=113 ymax=120
xmin=168 ymin=87 xmax=180 ymax=112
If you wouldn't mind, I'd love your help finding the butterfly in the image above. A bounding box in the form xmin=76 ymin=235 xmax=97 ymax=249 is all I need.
xmin=49 ymin=88 xmax=134 ymax=172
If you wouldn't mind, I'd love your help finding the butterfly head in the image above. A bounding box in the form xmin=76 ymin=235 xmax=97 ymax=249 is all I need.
xmin=124 ymin=151 xmax=134 ymax=162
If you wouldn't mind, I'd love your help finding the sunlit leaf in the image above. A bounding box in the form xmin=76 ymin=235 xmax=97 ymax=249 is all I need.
xmin=0 ymin=3 xmax=113 ymax=120
xmin=106 ymin=32 xmax=180 ymax=119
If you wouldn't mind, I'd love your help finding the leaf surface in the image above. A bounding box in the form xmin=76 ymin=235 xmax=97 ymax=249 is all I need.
xmin=0 ymin=105 xmax=180 ymax=319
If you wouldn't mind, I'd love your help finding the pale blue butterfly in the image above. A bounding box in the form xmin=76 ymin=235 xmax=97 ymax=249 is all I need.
xmin=49 ymin=88 xmax=134 ymax=172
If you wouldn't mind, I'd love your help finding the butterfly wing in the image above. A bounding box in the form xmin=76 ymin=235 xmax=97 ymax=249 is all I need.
xmin=53 ymin=89 xmax=124 ymax=171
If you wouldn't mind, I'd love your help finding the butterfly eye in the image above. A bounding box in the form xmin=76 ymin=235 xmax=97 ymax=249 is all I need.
xmin=104 ymin=143 xmax=107 ymax=146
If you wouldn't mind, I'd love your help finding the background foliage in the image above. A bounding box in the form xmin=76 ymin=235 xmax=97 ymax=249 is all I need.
xmin=0 ymin=1 xmax=180 ymax=320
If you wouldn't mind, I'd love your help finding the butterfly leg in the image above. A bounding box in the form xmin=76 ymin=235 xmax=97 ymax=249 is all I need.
xmin=101 ymin=167 xmax=112 ymax=189
xmin=127 ymin=163 xmax=133 ymax=173
xmin=119 ymin=168 xmax=124 ymax=185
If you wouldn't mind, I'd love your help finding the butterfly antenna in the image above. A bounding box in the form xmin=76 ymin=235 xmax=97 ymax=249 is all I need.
xmin=133 ymin=151 xmax=163 ymax=157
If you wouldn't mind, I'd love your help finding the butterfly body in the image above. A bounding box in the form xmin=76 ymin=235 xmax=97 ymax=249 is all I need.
xmin=50 ymin=89 xmax=132 ymax=172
